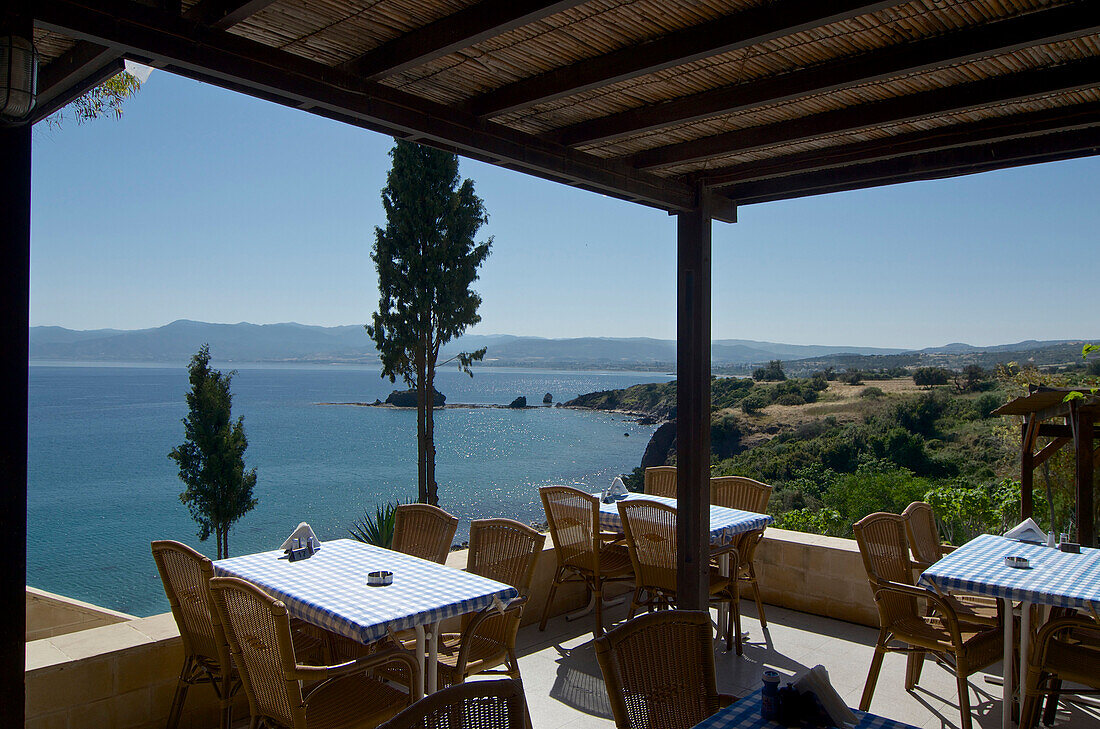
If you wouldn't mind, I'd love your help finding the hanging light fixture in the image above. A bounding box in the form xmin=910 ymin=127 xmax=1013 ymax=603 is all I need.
xmin=0 ymin=33 xmax=39 ymax=121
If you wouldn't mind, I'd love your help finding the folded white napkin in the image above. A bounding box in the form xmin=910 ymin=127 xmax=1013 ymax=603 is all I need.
xmin=1004 ymin=518 xmax=1044 ymax=543
xmin=281 ymin=522 xmax=320 ymax=551
xmin=795 ymin=665 xmax=858 ymax=728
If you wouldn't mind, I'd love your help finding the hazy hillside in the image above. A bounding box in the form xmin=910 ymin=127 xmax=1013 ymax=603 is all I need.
xmin=28 ymin=321 xmax=1091 ymax=371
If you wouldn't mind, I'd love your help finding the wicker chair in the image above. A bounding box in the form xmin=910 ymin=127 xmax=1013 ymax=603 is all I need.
xmin=643 ymin=466 xmax=677 ymax=498
xmin=1019 ymin=615 xmax=1100 ymax=728
xmin=377 ymin=679 xmax=528 ymax=729
xmin=854 ymin=513 xmax=1002 ymax=729
xmin=594 ymin=610 xmax=734 ymax=729
xmin=710 ymin=475 xmax=772 ymax=628
xmin=538 ymin=485 xmax=634 ymax=638
xmin=617 ymin=499 xmax=741 ymax=653
xmin=392 ymin=503 xmax=459 ymax=564
xmin=427 ymin=519 xmax=546 ymax=688
xmin=208 ymin=576 xmax=420 ymax=729
xmin=151 ymin=540 xmax=237 ymax=729
xmin=901 ymin=501 xmax=999 ymax=627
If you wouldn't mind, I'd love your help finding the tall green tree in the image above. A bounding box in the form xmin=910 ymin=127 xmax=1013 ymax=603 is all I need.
xmin=366 ymin=140 xmax=492 ymax=506
xmin=169 ymin=344 xmax=257 ymax=558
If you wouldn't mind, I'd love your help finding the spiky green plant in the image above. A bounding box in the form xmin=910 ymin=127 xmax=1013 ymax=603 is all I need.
xmin=349 ymin=501 xmax=405 ymax=548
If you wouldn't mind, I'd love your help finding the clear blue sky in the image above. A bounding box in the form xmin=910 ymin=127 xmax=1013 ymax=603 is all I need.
xmin=30 ymin=71 xmax=1099 ymax=349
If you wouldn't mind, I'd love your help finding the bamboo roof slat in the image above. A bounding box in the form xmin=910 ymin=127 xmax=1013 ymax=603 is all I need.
xmin=26 ymin=0 xmax=1100 ymax=210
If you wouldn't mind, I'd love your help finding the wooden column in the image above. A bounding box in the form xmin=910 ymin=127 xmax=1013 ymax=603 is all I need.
xmin=0 ymin=62 xmax=32 ymax=729
xmin=1074 ymin=410 xmax=1095 ymax=546
xmin=1020 ymin=420 xmax=1033 ymax=520
xmin=675 ymin=197 xmax=712 ymax=611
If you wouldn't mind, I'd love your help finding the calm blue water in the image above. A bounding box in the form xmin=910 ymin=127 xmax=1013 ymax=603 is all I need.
xmin=28 ymin=363 xmax=664 ymax=617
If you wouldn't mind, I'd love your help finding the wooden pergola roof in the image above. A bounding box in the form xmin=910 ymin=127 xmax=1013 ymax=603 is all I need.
xmin=28 ymin=0 xmax=1100 ymax=222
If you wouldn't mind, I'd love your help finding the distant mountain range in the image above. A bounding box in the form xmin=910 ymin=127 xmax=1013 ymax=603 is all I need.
xmin=28 ymin=320 xmax=1092 ymax=372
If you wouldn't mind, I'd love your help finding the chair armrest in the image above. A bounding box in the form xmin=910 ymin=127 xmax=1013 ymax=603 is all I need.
xmin=599 ymin=531 xmax=625 ymax=544
xmin=909 ymin=559 xmax=933 ymax=572
xmin=940 ymin=543 xmax=957 ymax=554
xmin=718 ymin=694 xmax=738 ymax=708
xmin=454 ymin=596 xmax=528 ymax=677
xmin=291 ymin=646 xmax=420 ymax=687
xmin=870 ymin=579 xmax=966 ymax=642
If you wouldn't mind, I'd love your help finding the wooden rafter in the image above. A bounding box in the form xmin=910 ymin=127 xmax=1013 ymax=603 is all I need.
xmin=33 ymin=0 xmax=737 ymax=222
xmin=628 ymin=57 xmax=1100 ymax=171
xmin=1034 ymin=437 xmax=1072 ymax=468
xmin=340 ymin=0 xmax=587 ymax=81
xmin=699 ymin=102 xmax=1100 ymax=189
xmin=183 ymin=0 xmax=280 ymax=30
xmin=29 ymin=41 xmax=124 ymax=123
xmin=465 ymin=0 xmax=898 ymax=119
xmin=722 ymin=128 xmax=1100 ymax=204
xmin=551 ymin=3 xmax=1100 ymax=147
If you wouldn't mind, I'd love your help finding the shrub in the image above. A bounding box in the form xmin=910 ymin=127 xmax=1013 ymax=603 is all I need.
xmin=741 ymin=389 xmax=770 ymax=414
xmin=350 ymin=500 xmax=407 ymax=548
xmin=810 ymin=373 xmax=829 ymax=391
xmin=973 ymin=392 xmax=1004 ymax=419
xmin=860 ymin=386 xmax=885 ymax=399
xmin=840 ymin=368 xmax=864 ymax=385
xmin=774 ymin=393 xmax=806 ymax=406
xmin=753 ymin=360 xmax=787 ymax=381
xmin=913 ymin=367 xmax=950 ymax=387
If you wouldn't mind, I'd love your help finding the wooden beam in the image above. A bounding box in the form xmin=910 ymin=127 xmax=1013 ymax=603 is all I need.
xmin=675 ymin=191 xmax=714 ymax=612
xmin=1033 ymin=437 xmax=1071 ymax=468
xmin=184 ymin=0 xmax=279 ymax=30
xmin=699 ymin=102 xmax=1100 ymax=189
xmin=0 ymin=68 xmax=33 ymax=729
xmin=32 ymin=0 xmax=737 ymax=223
xmin=721 ymin=128 xmax=1100 ymax=205
xmin=628 ymin=57 xmax=1100 ymax=170
xmin=340 ymin=0 xmax=587 ymax=81
xmin=1021 ymin=421 xmax=1034 ymax=521
xmin=1038 ymin=423 xmax=1074 ymax=439
xmin=550 ymin=3 xmax=1100 ymax=147
xmin=466 ymin=0 xmax=898 ymax=119
xmin=29 ymin=41 xmax=125 ymax=123
xmin=1073 ymin=409 xmax=1095 ymax=546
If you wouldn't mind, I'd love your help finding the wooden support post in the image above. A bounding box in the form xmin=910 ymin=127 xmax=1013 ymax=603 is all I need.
xmin=1020 ymin=420 xmax=1034 ymax=520
xmin=675 ymin=196 xmax=712 ymax=611
xmin=1074 ymin=411 xmax=1095 ymax=546
xmin=0 ymin=62 xmax=32 ymax=729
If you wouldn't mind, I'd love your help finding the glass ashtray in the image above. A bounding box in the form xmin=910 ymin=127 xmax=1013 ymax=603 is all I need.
xmin=1005 ymin=556 xmax=1030 ymax=569
xmin=367 ymin=570 xmax=394 ymax=586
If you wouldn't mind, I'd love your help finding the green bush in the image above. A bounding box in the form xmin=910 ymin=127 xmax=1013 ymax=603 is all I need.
xmin=913 ymin=367 xmax=950 ymax=387
xmin=774 ymin=393 xmax=806 ymax=406
xmin=773 ymin=507 xmax=847 ymax=537
xmin=753 ymin=360 xmax=787 ymax=382
xmin=349 ymin=500 xmax=406 ymax=548
xmin=741 ymin=390 xmax=770 ymax=415
xmin=972 ymin=392 xmax=1004 ymax=419
xmin=860 ymin=386 xmax=885 ymax=399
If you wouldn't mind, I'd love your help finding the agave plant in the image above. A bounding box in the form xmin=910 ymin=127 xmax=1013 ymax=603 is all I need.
xmin=349 ymin=500 xmax=405 ymax=548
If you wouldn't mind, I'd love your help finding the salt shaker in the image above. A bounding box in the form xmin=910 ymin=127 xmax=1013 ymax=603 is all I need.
xmin=1046 ymin=531 xmax=1056 ymax=548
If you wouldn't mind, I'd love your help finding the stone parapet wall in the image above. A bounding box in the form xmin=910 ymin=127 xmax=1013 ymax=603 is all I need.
xmin=26 ymin=587 xmax=136 ymax=642
xmin=754 ymin=528 xmax=877 ymax=627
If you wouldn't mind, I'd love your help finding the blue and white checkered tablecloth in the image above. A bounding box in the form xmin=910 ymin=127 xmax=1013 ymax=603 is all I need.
xmin=691 ymin=689 xmax=919 ymax=729
xmin=918 ymin=533 xmax=1100 ymax=611
xmin=213 ymin=538 xmax=518 ymax=645
xmin=596 ymin=492 xmax=773 ymax=546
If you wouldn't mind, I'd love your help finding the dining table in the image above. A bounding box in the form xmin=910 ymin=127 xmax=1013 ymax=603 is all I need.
xmin=690 ymin=688 xmax=921 ymax=729
xmin=918 ymin=533 xmax=1100 ymax=729
xmin=595 ymin=491 xmax=774 ymax=643
xmin=213 ymin=537 xmax=518 ymax=695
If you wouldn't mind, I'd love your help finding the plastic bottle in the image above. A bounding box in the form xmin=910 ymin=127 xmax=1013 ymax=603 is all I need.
xmin=761 ymin=670 xmax=780 ymax=721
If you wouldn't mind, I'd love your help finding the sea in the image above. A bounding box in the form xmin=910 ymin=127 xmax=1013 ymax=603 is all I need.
xmin=28 ymin=362 xmax=665 ymax=617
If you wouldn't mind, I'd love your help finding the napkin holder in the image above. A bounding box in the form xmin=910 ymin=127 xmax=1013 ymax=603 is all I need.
xmin=285 ymin=538 xmax=317 ymax=562
xmin=1059 ymin=542 xmax=1081 ymax=554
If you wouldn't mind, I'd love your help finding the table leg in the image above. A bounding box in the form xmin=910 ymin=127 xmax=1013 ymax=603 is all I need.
xmin=414 ymin=625 xmax=427 ymax=700
xmin=427 ymin=621 xmax=440 ymax=695
xmin=1019 ymin=601 xmax=1031 ymax=726
xmin=718 ymin=552 xmax=730 ymax=643
xmin=1002 ymin=598 xmax=1013 ymax=729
